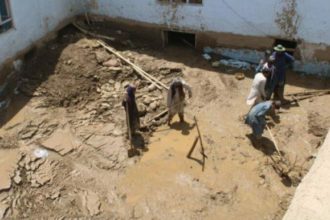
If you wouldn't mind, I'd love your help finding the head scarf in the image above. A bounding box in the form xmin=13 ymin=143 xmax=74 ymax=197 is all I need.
xmin=126 ymin=85 xmax=136 ymax=102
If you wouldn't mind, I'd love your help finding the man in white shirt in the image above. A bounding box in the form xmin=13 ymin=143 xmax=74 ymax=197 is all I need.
xmin=246 ymin=67 xmax=271 ymax=106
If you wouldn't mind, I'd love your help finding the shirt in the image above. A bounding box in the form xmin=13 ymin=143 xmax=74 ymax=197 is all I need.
xmin=246 ymin=73 xmax=267 ymax=106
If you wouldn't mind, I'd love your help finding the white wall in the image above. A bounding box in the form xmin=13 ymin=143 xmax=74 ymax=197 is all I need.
xmin=89 ymin=0 xmax=330 ymax=46
xmin=0 ymin=0 xmax=84 ymax=65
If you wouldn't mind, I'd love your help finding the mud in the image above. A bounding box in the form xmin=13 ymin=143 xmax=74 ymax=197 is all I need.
xmin=0 ymin=22 xmax=330 ymax=219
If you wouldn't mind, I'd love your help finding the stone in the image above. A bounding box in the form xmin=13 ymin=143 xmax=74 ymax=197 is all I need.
xmin=235 ymin=72 xmax=245 ymax=80
xmin=149 ymin=102 xmax=158 ymax=111
xmin=95 ymin=51 xmax=111 ymax=64
xmin=138 ymin=104 xmax=147 ymax=117
xmin=108 ymin=67 xmax=122 ymax=73
xmin=108 ymin=79 xmax=115 ymax=84
xmin=212 ymin=61 xmax=220 ymax=67
xmin=103 ymin=59 xmax=120 ymax=67
xmin=114 ymin=82 xmax=121 ymax=91
xmin=143 ymin=97 xmax=152 ymax=105
xmin=147 ymin=84 xmax=157 ymax=92
xmin=13 ymin=170 xmax=22 ymax=185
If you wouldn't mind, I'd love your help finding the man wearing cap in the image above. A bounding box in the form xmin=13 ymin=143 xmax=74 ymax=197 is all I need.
xmin=270 ymin=44 xmax=295 ymax=102
xmin=247 ymin=67 xmax=271 ymax=106
xmin=245 ymin=100 xmax=281 ymax=139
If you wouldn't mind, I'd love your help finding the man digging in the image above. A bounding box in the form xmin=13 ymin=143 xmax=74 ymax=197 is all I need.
xmin=167 ymin=78 xmax=192 ymax=126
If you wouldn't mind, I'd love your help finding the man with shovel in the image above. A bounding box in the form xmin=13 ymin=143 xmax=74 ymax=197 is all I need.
xmin=122 ymin=84 xmax=140 ymax=138
xmin=245 ymin=100 xmax=281 ymax=140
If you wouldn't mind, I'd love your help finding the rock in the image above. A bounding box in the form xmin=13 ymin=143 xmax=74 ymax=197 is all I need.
xmin=95 ymin=51 xmax=111 ymax=64
xmin=66 ymin=60 xmax=72 ymax=65
xmin=114 ymin=82 xmax=121 ymax=91
xmin=149 ymin=102 xmax=158 ymax=111
xmin=103 ymin=59 xmax=120 ymax=67
xmin=235 ymin=72 xmax=245 ymax=80
xmin=108 ymin=79 xmax=115 ymax=84
xmin=143 ymin=97 xmax=152 ymax=105
xmin=212 ymin=61 xmax=220 ymax=67
xmin=108 ymin=67 xmax=122 ymax=73
xmin=13 ymin=170 xmax=22 ymax=185
xmin=138 ymin=104 xmax=147 ymax=117
xmin=147 ymin=84 xmax=157 ymax=92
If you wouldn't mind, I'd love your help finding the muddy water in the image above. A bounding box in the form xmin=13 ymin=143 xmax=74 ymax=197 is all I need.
xmin=118 ymin=115 xmax=281 ymax=219
xmin=120 ymin=116 xmax=202 ymax=203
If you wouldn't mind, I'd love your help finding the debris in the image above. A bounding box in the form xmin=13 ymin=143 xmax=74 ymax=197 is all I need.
xmin=95 ymin=51 xmax=111 ymax=64
xmin=219 ymin=59 xmax=251 ymax=70
xmin=149 ymin=102 xmax=158 ymax=111
xmin=97 ymin=40 xmax=167 ymax=90
xmin=13 ymin=170 xmax=22 ymax=185
xmin=103 ymin=59 xmax=120 ymax=67
xmin=202 ymin=54 xmax=212 ymax=60
xmin=203 ymin=47 xmax=213 ymax=54
xmin=211 ymin=61 xmax=220 ymax=67
xmin=235 ymin=72 xmax=245 ymax=80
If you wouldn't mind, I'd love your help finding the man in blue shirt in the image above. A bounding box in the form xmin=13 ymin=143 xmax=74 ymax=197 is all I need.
xmin=245 ymin=101 xmax=281 ymax=139
xmin=269 ymin=44 xmax=295 ymax=102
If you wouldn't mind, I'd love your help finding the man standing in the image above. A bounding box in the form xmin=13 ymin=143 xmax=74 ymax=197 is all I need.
xmin=122 ymin=84 xmax=140 ymax=137
xmin=270 ymin=44 xmax=295 ymax=102
xmin=245 ymin=100 xmax=280 ymax=139
xmin=247 ymin=67 xmax=271 ymax=106
xmin=167 ymin=78 xmax=192 ymax=126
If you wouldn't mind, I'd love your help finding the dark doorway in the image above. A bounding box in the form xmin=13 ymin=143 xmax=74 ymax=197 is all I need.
xmin=164 ymin=31 xmax=196 ymax=48
xmin=273 ymin=39 xmax=298 ymax=55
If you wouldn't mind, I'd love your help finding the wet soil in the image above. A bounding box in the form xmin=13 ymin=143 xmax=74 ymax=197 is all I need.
xmin=0 ymin=23 xmax=330 ymax=219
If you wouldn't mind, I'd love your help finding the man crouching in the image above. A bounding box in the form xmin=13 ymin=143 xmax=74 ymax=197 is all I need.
xmin=167 ymin=78 xmax=192 ymax=126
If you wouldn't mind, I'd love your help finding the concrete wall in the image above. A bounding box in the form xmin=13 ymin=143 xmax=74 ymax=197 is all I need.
xmin=88 ymin=0 xmax=330 ymax=45
xmin=283 ymin=130 xmax=330 ymax=220
xmin=0 ymin=0 xmax=84 ymax=67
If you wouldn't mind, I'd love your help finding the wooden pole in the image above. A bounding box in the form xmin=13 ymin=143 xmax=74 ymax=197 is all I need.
xmin=194 ymin=116 xmax=207 ymax=171
xmin=186 ymin=136 xmax=199 ymax=158
xmin=125 ymin=102 xmax=133 ymax=151
xmin=97 ymin=40 xmax=168 ymax=90
xmin=266 ymin=124 xmax=281 ymax=155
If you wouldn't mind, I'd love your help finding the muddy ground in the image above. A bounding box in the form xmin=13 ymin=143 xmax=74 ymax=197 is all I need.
xmin=0 ymin=22 xmax=330 ymax=220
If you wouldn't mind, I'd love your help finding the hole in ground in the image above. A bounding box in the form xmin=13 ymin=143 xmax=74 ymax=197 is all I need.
xmin=165 ymin=30 xmax=196 ymax=48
